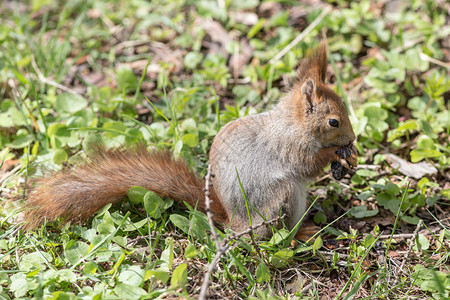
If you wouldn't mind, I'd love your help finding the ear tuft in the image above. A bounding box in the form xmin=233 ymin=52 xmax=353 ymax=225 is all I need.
xmin=296 ymin=42 xmax=328 ymax=84
xmin=301 ymin=78 xmax=316 ymax=114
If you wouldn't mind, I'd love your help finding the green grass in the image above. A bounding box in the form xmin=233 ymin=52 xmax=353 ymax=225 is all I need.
xmin=0 ymin=0 xmax=449 ymax=299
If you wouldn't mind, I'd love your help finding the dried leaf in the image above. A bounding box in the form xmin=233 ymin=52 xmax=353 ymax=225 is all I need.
xmin=385 ymin=153 xmax=437 ymax=179
xmin=387 ymin=250 xmax=399 ymax=257
xmin=258 ymin=2 xmax=282 ymax=17
xmin=197 ymin=18 xmax=232 ymax=56
xmin=229 ymin=11 xmax=258 ymax=25
xmin=1 ymin=159 xmax=19 ymax=171
xmin=229 ymin=38 xmax=253 ymax=78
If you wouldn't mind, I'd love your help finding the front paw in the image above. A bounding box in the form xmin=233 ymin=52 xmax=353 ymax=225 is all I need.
xmin=345 ymin=143 xmax=358 ymax=168
xmin=336 ymin=146 xmax=351 ymax=159
xmin=331 ymin=144 xmax=357 ymax=180
xmin=336 ymin=143 xmax=357 ymax=168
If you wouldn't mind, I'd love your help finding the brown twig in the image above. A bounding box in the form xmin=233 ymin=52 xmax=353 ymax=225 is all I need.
xmin=198 ymin=243 xmax=231 ymax=300
xmin=31 ymin=57 xmax=80 ymax=95
xmin=198 ymin=213 xmax=287 ymax=299
xmin=204 ymin=165 xmax=219 ymax=249
xmin=223 ymin=214 xmax=286 ymax=245
xmin=378 ymin=225 xmax=441 ymax=240
xmin=398 ymin=219 xmax=422 ymax=272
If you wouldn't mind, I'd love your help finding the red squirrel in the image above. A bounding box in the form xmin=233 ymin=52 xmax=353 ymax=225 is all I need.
xmin=23 ymin=44 xmax=357 ymax=237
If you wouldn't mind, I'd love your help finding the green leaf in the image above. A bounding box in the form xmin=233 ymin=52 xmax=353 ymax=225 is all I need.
xmin=65 ymin=241 xmax=90 ymax=265
xmin=118 ymin=265 xmax=145 ymax=286
xmin=363 ymin=105 xmax=388 ymax=121
xmin=184 ymin=52 xmax=203 ymax=69
xmin=268 ymin=229 xmax=290 ymax=246
xmin=181 ymin=133 xmax=199 ymax=147
xmin=410 ymin=149 xmax=441 ymax=162
xmin=256 ymin=262 xmax=270 ymax=284
xmin=386 ymin=199 xmax=400 ymax=214
xmin=143 ymin=191 xmax=165 ymax=219
xmin=10 ymin=273 xmax=35 ymax=298
xmin=413 ymin=234 xmax=430 ymax=251
xmin=56 ymin=269 xmax=77 ymax=283
xmin=312 ymin=236 xmax=323 ymax=254
xmin=407 ymin=96 xmax=427 ymax=112
xmin=173 ymin=139 xmax=183 ymax=157
xmin=419 ymin=119 xmax=437 ymax=139
xmin=385 ymin=183 xmax=400 ymax=195
xmin=114 ymin=283 xmax=147 ymax=299
xmin=116 ymin=66 xmax=138 ymax=91
xmin=357 ymin=191 xmax=374 ymax=200
xmin=47 ymin=123 xmax=67 ymax=137
xmin=397 ymin=119 xmax=418 ymax=132
xmin=20 ymin=251 xmax=53 ymax=270
xmin=83 ymin=262 xmax=98 ymax=274
xmin=184 ymin=243 xmax=197 ymax=259
xmin=417 ymin=135 xmax=435 ymax=150
xmin=270 ymin=249 xmax=294 ymax=268
xmin=122 ymin=218 xmax=148 ymax=232
xmin=171 ymin=263 xmax=188 ymax=288
xmin=350 ymin=206 xmax=379 ymax=218
xmin=402 ymin=215 xmax=421 ymax=225
xmin=313 ymin=211 xmax=327 ymax=224
xmin=169 ymin=214 xmax=190 ymax=234
xmin=55 ymin=93 xmax=88 ymax=114
xmin=376 ymin=192 xmax=396 ymax=208
xmin=127 ymin=186 xmax=149 ymax=205
xmin=364 ymin=234 xmax=376 ymax=248
xmin=53 ymin=148 xmax=68 ymax=165
xmin=229 ymin=250 xmax=255 ymax=285
xmin=7 ymin=134 xmax=32 ymax=149
xmin=103 ymin=121 xmax=127 ymax=138
xmin=405 ymin=47 xmax=429 ymax=72
xmin=145 ymin=268 xmax=170 ymax=284
xmin=356 ymin=169 xmax=378 ymax=178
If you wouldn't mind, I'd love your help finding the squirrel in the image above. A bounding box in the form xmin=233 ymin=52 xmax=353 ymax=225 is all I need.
xmin=22 ymin=44 xmax=357 ymax=238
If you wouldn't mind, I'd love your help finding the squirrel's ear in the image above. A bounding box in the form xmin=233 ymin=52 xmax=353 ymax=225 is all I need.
xmin=301 ymin=78 xmax=316 ymax=114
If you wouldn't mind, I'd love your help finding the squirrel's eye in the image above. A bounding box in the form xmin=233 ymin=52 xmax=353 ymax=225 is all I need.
xmin=329 ymin=119 xmax=339 ymax=128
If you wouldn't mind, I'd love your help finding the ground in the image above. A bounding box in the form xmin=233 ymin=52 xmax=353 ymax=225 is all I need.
xmin=0 ymin=0 xmax=449 ymax=299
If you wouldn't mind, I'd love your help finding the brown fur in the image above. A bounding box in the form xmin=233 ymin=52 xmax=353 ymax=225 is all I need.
xmin=295 ymin=42 xmax=327 ymax=85
xmin=24 ymin=145 xmax=229 ymax=229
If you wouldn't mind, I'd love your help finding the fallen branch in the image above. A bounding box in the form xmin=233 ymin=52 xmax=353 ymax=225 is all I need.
xmin=399 ymin=219 xmax=422 ymax=272
xmin=31 ymin=57 xmax=80 ymax=94
xmin=198 ymin=204 xmax=286 ymax=299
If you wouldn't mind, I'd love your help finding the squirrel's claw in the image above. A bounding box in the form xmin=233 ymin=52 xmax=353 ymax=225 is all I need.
xmin=345 ymin=144 xmax=358 ymax=168
xmin=339 ymin=157 xmax=351 ymax=170
xmin=336 ymin=146 xmax=351 ymax=159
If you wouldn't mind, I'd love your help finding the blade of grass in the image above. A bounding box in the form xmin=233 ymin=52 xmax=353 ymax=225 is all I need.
xmin=235 ymin=167 xmax=252 ymax=226
xmin=229 ymin=250 xmax=255 ymax=287
xmin=134 ymin=55 xmax=152 ymax=102
xmin=384 ymin=182 xmax=411 ymax=266
xmin=282 ymin=196 xmax=320 ymax=248
xmin=335 ymin=233 xmax=382 ymax=300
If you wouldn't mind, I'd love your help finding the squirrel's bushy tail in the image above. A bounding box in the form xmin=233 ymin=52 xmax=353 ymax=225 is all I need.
xmin=24 ymin=145 xmax=229 ymax=229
